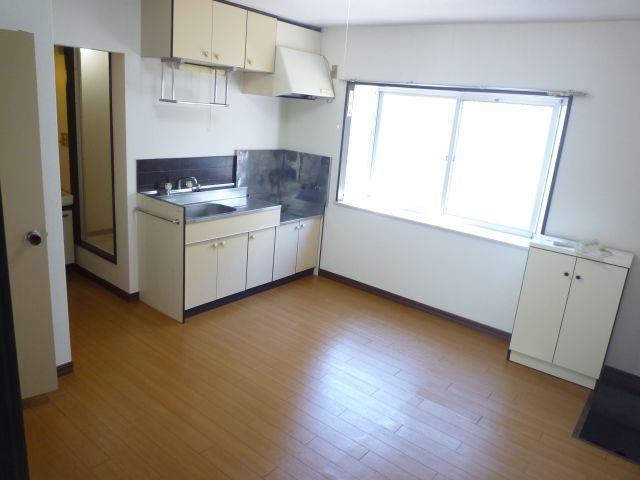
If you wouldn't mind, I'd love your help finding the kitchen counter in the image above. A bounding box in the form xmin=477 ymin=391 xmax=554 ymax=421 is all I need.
xmin=141 ymin=187 xmax=323 ymax=225
xmin=280 ymin=209 xmax=324 ymax=224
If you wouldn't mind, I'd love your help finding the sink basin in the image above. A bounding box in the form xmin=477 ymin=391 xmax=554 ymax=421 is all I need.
xmin=184 ymin=202 xmax=236 ymax=218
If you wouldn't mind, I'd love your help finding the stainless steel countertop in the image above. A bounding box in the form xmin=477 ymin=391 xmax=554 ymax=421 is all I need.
xmin=140 ymin=188 xmax=323 ymax=225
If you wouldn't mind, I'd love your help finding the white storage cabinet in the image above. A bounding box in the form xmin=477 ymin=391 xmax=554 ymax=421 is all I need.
xmin=509 ymin=237 xmax=632 ymax=388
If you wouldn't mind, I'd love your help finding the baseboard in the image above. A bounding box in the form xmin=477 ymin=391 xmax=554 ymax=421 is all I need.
xmin=318 ymin=269 xmax=511 ymax=341
xmin=56 ymin=361 xmax=74 ymax=377
xmin=73 ymin=265 xmax=139 ymax=302
xmin=184 ymin=269 xmax=314 ymax=319
xmin=599 ymin=366 xmax=640 ymax=395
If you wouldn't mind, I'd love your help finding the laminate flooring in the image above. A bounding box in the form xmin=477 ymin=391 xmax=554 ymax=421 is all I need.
xmin=23 ymin=272 xmax=640 ymax=479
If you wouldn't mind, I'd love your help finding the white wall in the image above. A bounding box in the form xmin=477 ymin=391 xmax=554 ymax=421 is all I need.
xmin=53 ymin=0 xmax=283 ymax=295
xmin=281 ymin=22 xmax=640 ymax=375
xmin=0 ymin=0 xmax=72 ymax=367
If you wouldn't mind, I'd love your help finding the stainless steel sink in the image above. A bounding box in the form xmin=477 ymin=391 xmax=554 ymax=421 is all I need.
xmin=184 ymin=202 xmax=236 ymax=218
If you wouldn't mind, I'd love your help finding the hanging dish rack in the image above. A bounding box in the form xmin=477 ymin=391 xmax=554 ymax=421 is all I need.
xmin=159 ymin=58 xmax=230 ymax=107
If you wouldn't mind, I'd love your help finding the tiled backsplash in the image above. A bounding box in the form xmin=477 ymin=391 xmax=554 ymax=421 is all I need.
xmin=237 ymin=149 xmax=330 ymax=217
xmin=136 ymin=156 xmax=234 ymax=192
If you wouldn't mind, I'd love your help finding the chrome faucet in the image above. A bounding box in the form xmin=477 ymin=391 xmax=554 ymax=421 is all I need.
xmin=177 ymin=176 xmax=200 ymax=191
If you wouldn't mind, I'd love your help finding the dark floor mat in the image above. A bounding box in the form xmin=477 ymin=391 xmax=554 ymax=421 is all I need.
xmin=575 ymin=371 xmax=640 ymax=463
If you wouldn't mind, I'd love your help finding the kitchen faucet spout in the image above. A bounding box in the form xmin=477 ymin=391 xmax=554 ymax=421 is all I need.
xmin=177 ymin=176 xmax=200 ymax=191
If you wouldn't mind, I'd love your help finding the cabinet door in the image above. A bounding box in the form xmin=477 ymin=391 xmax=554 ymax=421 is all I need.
xmin=245 ymin=11 xmax=277 ymax=72
xmin=211 ymin=1 xmax=247 ymax=68
xmin=172 ymin=0 xmax=213 ymax=63
xmin=553 ymin=259 xmax=627 ymax=378
xmin=217 ymin=233 xmax=248 ymax=299
xmin=246 ymin=227 xmax=275 ymax=289
xmin=296 ymin=217 xmax=322 ymax=273
xmin=510 ymin=248 xmax=575 ymax=362
xmin=185 ymin=240 xmax=218 ymax=310
xmin=273 ymin=222 xmax=299 ymax=281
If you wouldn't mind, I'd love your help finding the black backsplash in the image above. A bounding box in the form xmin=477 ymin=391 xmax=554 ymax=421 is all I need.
xmin=136 ymin=156 xmax=234 ymax=192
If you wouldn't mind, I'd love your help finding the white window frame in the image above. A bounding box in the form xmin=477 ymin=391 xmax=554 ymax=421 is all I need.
xmin=337 ymin=81 xmax=570 ymax=241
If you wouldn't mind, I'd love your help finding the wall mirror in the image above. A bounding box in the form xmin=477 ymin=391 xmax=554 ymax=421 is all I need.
xmin=54 ymin=46 xmax=116 ymax=262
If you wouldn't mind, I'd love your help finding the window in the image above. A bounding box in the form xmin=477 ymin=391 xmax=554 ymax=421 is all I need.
xmin=337 ymin=82 xmax=570 ymax=239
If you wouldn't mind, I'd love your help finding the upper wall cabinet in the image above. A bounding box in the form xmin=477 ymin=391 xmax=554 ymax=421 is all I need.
xmin=172 ymin=0 xmax=213 ymax=63
xmin=211 ymin=1 xmax=247 ymax=68
xmin=141 ymin=0 xmax=277 ymax=72
xmin=245 ymin=11 xmax=277 ymax=72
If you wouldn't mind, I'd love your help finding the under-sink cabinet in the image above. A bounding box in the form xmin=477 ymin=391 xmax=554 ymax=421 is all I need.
xmin=273 ymin=217 xmax=322 ymax=281
xmin=185 ymin=233 xmax=248 ymax=309
xmin=509 ymin=237 xmax=633 ymax=388
xmin=246 ymin=227 xmax=276 ymax=289
xmin=137 ymin=193 xmax=322 ymax=323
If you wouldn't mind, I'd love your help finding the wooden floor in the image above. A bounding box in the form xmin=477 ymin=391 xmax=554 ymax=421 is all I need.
xmin=23 ymin=273 xmax=640 ymax=480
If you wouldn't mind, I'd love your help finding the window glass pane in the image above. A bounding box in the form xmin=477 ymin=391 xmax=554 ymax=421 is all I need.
xmin=343 ymin=85 xmax=379 ymax=201
xmin=370 ymin=93 xmax=456 ymax=213
xmin=445 ymin=101 xmax=555 ymax=232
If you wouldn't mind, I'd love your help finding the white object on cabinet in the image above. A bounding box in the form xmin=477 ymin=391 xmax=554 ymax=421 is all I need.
xmin=509 ymin=237 xmax=632 ymax=388
xmin=246 ymin=227 xmax=276 ymax=289
xmin=273 ymin=217 xmax=322 ymax=281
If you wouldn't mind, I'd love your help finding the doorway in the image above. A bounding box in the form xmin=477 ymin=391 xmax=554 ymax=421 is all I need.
xmin=54 ymin=46 xmax=117 ymax=263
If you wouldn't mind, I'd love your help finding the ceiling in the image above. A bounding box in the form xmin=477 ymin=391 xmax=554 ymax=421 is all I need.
xmin=235 ymin=0 xmax=640 ymax=27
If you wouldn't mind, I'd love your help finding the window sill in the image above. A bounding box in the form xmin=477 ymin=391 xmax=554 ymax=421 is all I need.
xmin=335 ymin=199 xmax=532 ymax=250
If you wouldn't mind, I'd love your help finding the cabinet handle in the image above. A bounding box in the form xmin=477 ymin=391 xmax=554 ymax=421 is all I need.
xmin=213 ymin=53 xmax=220 ymax=60
xmin=247 ymin=58 xmax=252 ymax=65
xmin=220 ymin=241 xmax=226 ymax=246
xmin=249 ymin=235 xmax=255 ymax=240
xmin=202 ymin=50 xmax=209 ymax=58
xmin=575 ymin=275 xmax=582 ymax=280
xmin=563 ymin=272 xmax=569 ymax=277
xmin=212 ymin=242 xmax=218 ymax=248
xmin=299 ymin=223 xmax=305 ymax=229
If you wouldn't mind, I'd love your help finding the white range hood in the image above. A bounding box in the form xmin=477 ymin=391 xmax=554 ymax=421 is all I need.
xmin=242 ymin=46 xmax=334 ymax=99
xmin=272 ymin=46 xmax=334 ymax=99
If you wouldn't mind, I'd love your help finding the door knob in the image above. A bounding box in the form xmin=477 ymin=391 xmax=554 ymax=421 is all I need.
xmin=26 ymin=230 xmax=43 ymax=246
